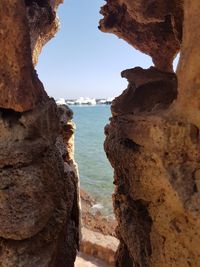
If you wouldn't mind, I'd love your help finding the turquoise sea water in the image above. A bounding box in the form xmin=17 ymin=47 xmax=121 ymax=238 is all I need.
xmin=71 ymin=105 xmax=113 ymax=214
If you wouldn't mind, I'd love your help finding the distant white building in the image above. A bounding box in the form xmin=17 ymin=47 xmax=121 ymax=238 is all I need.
xmin=106 ymin=97 xmax=114 ymax=103
xmin=98 ymin=99 xmax=107 ymax=104
xmin=75 ymin=97 xmax=96 ymax=105
xmin=66 ymin=100 xmax=75 ymax=105
xmin=56 ymin=98 xmax=66 ymax=105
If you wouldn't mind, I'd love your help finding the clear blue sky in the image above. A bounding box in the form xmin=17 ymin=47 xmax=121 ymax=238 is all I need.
xmin=36 ymin=0 xmax=178 ymax=99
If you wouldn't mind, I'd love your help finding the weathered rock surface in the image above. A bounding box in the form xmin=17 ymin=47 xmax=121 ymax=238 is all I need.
xmin=0 ymin=100 xmax=79 ymax=266
xmin=75 ymin=252 xmax=109 ymax=267
xmin=99 ymin=0 xmax=183 ymax=71
xmin=0 ymin=0 xmax=48 ymax=112
xmin=56 ymin=104 xmax=80 ymax=267
xmin=0 ymin=0 xmax=63 ymax=112
xmin=105 ymin=113 xmax=200 ymax=267
xmin=2 ymin=0 xmax=200 ymax=266
xmin=101 ymin=0 xmax=200 ymax=266
xmin=0 ymin=0 xmax=80 ymax=266
xmin=80 ymin=227 xmax=119 ymax=266
xmin=173 ymin=0 xmax=200 ymax=128
xmin=25 ymin=0 xmax=63 ymax=65
xmin=111 ymin=67 xmax=177 ymax=116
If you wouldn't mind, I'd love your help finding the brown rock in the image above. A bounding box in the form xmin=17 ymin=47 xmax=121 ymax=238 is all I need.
xmin=111 ymin=67 xmax=177 ymax=116
xmin=172 ymin=0 xmax=200 ymax=128
xmin=0 ymin=1 xmax=80 ymax=266
xmin=0 ymin=100 xmax=79 ymax=266
xmin=105 ymin=114 xmax=200 ymax=266
xmin=0 ymin=0 xmax=48 ymax=112
xmin=75 ymin=252 xmax=110 ymax=267
xmin=25 ymin=0 xmax=63 ymax=65
xmin=99 ymin=0 xmax=183 ymax=71
xmin=56 ymin=104 xmax=80 ymax=266
xmin=101 ymin=1 xmax=200 ymax=266
xmin=80 ymin=227 xmax=119 ymax=266
xmin=2 ymin=1 xmax=200 ymax=267
xmin=57 ymin=104 xmax=75 ymax=162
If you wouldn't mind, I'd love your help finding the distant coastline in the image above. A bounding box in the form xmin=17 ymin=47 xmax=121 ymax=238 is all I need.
xmin=56 ymin=97 xmax=114 ymax=106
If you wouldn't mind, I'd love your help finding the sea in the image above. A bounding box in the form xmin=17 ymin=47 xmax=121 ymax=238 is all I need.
xmin=71 ymin=105 xmax=114 ymax=215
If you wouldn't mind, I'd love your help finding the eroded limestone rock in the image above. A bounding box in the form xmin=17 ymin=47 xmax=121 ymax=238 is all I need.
xmin=105 ymin=113 xmax=200 ymax=267
xmin=104 ymin=81 xmax=200 ymax=263
xmin=0 ymin=0 xmax=63 ymax=112
xmin=0 ymin=1 xmax=79 ymax=266
xmin=0 ymin=0 xmax=48 ymax=112
xmin=0 ymin=100 xmax=79 ymax=266
xmin=25 ymin=0 xmax=63 ymax=65
xmin=99 ymin=0 xmax=183 ymax=71
xmin=173 ymin=0 xmax=200 ymax=128
xmin=111 ymin=67 xmax=177 ymax=116
xmin=80 ymin=227 xmax=119 ymax=266
xmin=101 ymin=0 xmax=200 ymax=266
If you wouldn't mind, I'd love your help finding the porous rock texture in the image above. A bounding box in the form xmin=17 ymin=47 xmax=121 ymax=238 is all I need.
xmin=0 ymin=1 xmax=79 ymax=266
xmin=0 ymin=101 xmax=79 ymax=267
xmin=80 ymin=227 xmax=119 ymax=266
xmin=25 ymin=0 xmax=63 ymax=65
xmin=0 ymin=0 xmax=62 ymax=112
xmin=101 ymin=0 xmax=200 ymax=266
xmin=0 ymin=0 xmax=48 ymax=112
xmin=99 ymin=0 xmax=183 ymax=72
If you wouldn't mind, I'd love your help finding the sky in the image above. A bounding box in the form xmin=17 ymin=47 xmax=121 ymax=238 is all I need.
xmin=36 ymin=0 xmax=178 ymax=100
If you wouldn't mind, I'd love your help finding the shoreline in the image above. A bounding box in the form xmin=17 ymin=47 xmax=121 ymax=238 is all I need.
xmin=79 ymin=189 xmax=119 ymax=266
xmin=80 ymin=189 xmax=117 ymax=237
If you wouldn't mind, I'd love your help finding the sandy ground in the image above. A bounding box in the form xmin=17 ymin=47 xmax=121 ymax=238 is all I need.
xmin=75 ymin=252 xmax=110 ymax=267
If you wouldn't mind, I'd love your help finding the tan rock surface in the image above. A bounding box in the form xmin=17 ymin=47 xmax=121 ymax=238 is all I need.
xmin=0 ymin=0 xmax=63 ymax=112
xmin=80 ymin=227 xmax=119 ymax=266
xmin=0 ymin=0 xmax=48 ymax=112
xmin=99 ymin=0 xmax=183 ymax=71
xmin=173 ymin=0 xmax=200 ymax=128
xmin=1 ymin=0 xmax=200 ymax=267
xmin=101 ymin=0 xmax=200 ymax=266
xmin=111 ymin=67 xmax=177 ymax=116
xmin=0 ymin=101 xmax=79 ymax=266
xmin=105 ymin=113 xmax=200 ymax=267
xmin=0 ymin=1 xmax=80 ymax=266
xmin=75 ymin=252 xmax=109 ymax=267
xmin=25 ymin=0 xmax=63 ymax=65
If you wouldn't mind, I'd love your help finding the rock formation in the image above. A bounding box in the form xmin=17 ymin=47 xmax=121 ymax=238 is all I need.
xmin=26 ymin=0 xmax=63 ymax=65
xmin=80 ymin=227 xmax=119 ymax=266
xmin=0 ymin=1 xmax=79 ymax=266
xmin=99 ymin=0 xmax=183 ymax=72
xmin=1 ymin=0 xmax=200 ymax=266
xmin=101 ymin=0 xmax=200 ymax=266
xmin=0 ymin=0 xmax=48 ymax=112
xmin=0 ymin=0 xmax=62 ymax=112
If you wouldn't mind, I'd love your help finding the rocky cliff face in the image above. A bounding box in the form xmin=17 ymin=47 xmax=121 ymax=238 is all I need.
xmin=0 ymin=1 xmax=79 ymax=266
xmin=101 ymin=0 xmax=200 ymax=266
